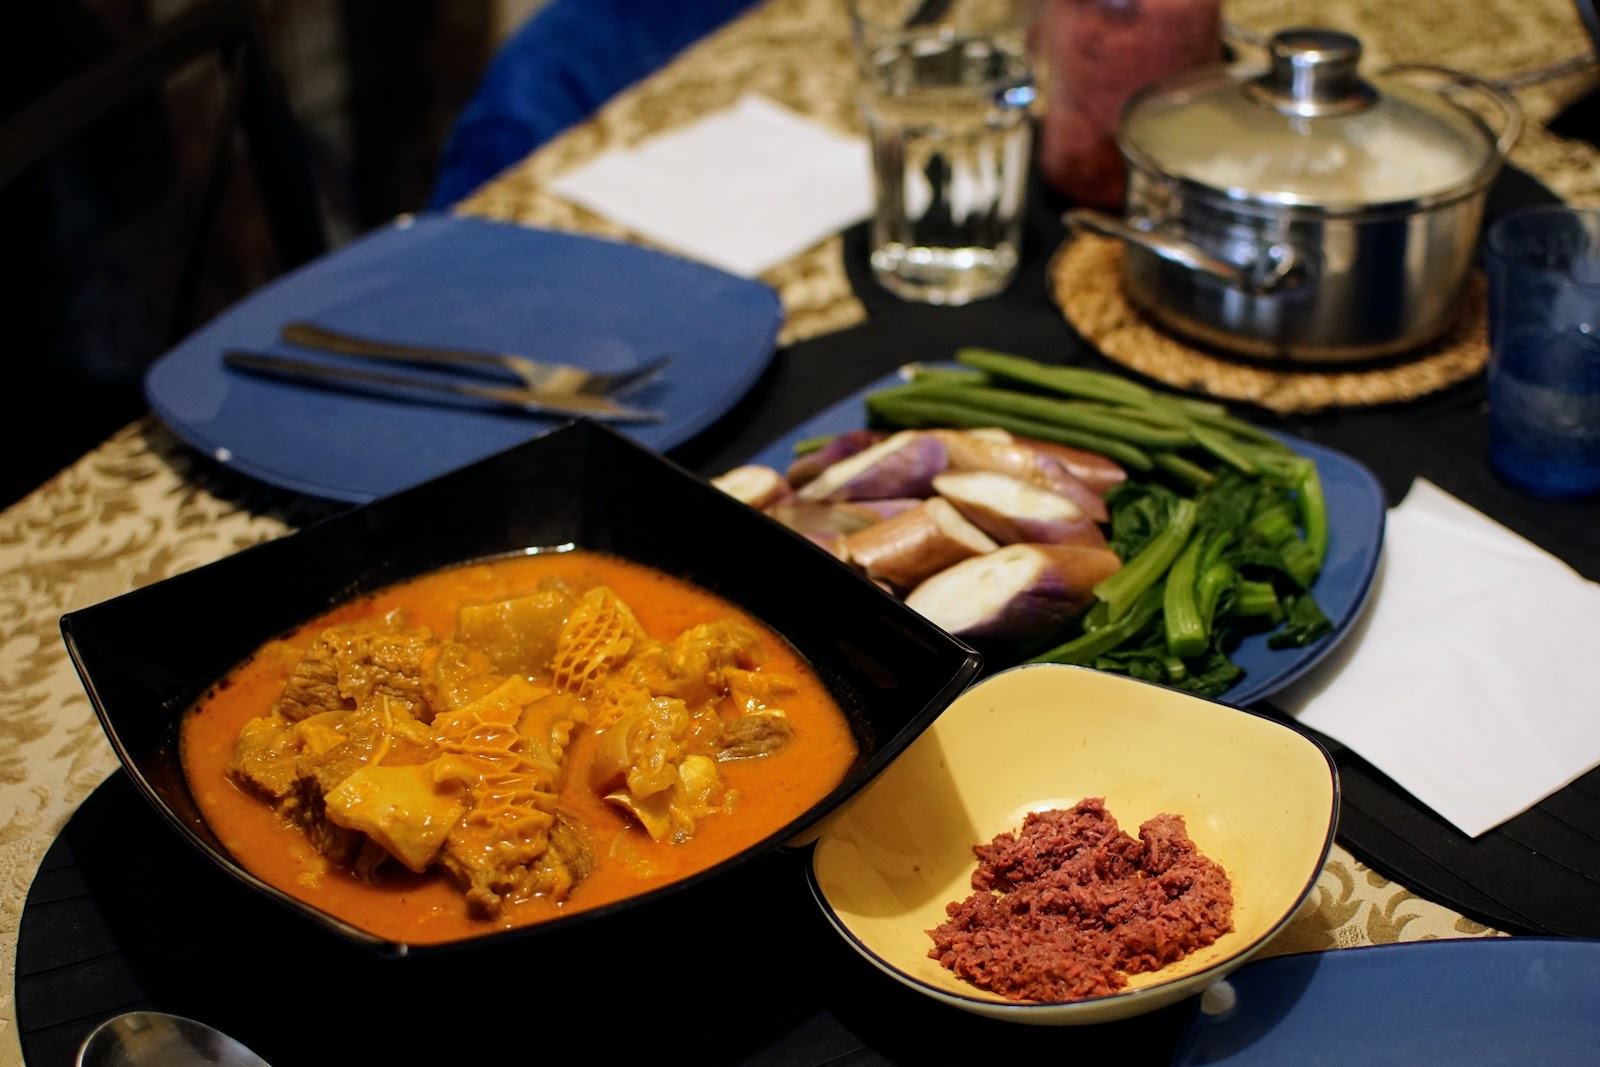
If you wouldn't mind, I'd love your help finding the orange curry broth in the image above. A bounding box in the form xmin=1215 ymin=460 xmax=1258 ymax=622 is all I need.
xmin=179 ymin=550 xmax=858 ymax=944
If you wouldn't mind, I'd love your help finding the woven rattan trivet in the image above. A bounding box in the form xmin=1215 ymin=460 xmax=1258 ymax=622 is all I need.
xmin=1049 ymin=233 xmax=1490 ymax=415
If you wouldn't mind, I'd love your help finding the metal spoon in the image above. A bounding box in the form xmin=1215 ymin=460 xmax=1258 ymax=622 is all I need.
xmin=76 ymin=1011 xmax=272 ymax=1067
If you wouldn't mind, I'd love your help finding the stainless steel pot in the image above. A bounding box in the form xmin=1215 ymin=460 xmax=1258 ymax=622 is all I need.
xmin=1064 ymin=28 xmax=1524 ymax=364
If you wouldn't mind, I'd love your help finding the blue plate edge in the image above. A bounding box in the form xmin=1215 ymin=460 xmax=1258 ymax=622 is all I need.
xmin=142 ymin=384 xmax=378 ymax=502
xmin=1168 ymin=935 xmax=1600 ymax=1066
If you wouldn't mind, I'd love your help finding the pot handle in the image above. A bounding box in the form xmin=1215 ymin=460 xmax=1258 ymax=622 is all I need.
xmin=1381 ymin=62 xmax=1526 ymax=159
xmin=1063 ymin=208 xmax=1304 ymax=294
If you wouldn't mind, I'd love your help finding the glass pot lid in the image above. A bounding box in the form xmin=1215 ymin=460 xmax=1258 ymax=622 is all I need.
xmin=1119 ymin=28 xmax=1499 ymax=207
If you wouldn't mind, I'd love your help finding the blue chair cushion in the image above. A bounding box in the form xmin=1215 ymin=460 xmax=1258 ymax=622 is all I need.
xmin=430 ymin=0 xmax=762 ymax=208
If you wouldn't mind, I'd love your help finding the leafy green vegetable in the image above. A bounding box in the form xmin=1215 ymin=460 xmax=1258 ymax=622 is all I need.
xmin=1270 ymin=592 xmax=1333 ymax=649
xmin=1094 ymin=496 xmax=1197 ymax=622
xmin=1027 ymin=585 xmax=1164 ymax=665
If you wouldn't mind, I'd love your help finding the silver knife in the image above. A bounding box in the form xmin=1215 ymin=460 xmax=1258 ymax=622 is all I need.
xmin=222 ymin=351 xmax=667 ymax=423
xmin=280 ymin=320 xmax=672 ymax=398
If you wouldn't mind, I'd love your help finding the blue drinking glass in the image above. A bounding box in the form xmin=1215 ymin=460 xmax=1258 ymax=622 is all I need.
xmin=1483 ymin=205 xmax=1600 ymax=500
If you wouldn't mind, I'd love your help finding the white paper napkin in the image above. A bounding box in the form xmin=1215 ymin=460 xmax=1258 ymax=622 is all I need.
xmin=547 ymin=94 xmax=874 ymax=278
xmin=1272 ymin=479 xmax=1600 ymax=838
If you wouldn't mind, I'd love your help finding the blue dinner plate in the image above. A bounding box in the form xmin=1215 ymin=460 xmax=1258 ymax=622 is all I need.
xmin=145 ymin=213 xmax=784 ymax=502
xmin=743 ymin=365 xmax=1386 ymax=709
xmin=1171 ymin=938 xmax=1600 ymax=1065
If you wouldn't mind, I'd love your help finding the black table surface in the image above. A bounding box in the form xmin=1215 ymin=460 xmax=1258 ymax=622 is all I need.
xmin=17 ymin=162 xmax=1600 ymax=1065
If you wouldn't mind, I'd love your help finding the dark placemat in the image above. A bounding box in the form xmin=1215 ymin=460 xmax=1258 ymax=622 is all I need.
xmin=1321 ymin=746 xmax=1600 ymax=937
xmin=16 ymin=771 xmax=1192 ymax=1066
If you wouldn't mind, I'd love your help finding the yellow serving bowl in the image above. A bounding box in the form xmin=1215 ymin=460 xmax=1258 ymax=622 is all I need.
xmin=808 ymin=661 xmax=1339 ymax=1025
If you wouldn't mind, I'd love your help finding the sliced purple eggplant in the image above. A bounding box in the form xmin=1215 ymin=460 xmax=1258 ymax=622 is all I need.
xmin=903 ymin=543 xmax=1123 ymax=640
xmin=711 ymin=464 xmax=794 ymax=509
xmin=763 ymin=499 xmax=884 ymax=560
xmin=765 ymin=499 xmax=882 ymax=539
xmin=930 ymin=428 xmax=1109 ymax=522
xmin=931 ymin=470 xmax=1107 ymax=548
xmin=840 ymin=496 xmax=997 ymax=590
xmin=796 ymin=430 xmax=948 ymax=503
xmin=1011 ymin=434 xmax=1128 ymax=496
xmin=784 ymin=428 xmax=887 ymax=489
xmin=850 ymin=497 xmax=925 ymax=521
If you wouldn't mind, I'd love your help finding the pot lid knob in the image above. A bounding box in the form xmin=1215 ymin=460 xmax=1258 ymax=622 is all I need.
xmin=1245 ymin=28 xmax=1378 ymax=117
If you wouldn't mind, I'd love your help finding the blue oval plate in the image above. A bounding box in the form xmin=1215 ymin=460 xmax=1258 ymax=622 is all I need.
xmin=742 ymin=365 xmax=1386 ymax=709
xmin=145 ymin=214 xmax=784 ymax=502
xmin=1173 ymin=938 xmax=1600 ymax=1065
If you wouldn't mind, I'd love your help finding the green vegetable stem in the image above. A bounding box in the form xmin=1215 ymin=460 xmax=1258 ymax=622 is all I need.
xmin=1095 ymin=496 xmax=1197 ymax=622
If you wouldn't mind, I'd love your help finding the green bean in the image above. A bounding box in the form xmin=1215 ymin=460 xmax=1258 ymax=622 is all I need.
xmin=861 ymin=380 xmax=944 ymax=405
xmin=865 ymin=392 xmax=1154 ymax=470
xmin=891 ymin=382 xmax=1196 ymax=448
xmin=1100 ymin=402 xmax=1193 ymax=431
xmin=1152 ymin=451 xmax=1217 ymax=489
xmin=1186 ymin=407 xmax=1295 ymax=451
xmin=1241 ymin=444 xmax=1315 ymax=486
xmin=949 ymin=348 xmax=1299 ymax=458
xmin=1192 ymin=425 xmax=1260 ymax=476
xmin=954 ymin=348 xmax=1157 ymax=407
xmin=904 ymin=363 xmax=990 ymax=387
xmin=1169 ymin=396 xmax=1231 ymax=418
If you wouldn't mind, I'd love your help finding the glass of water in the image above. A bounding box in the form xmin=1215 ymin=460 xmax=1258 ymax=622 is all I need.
xmin=849 ymin=0 xmax=1037 ymax=306
xmin=1483 ymin=205 xmax=1600 ymax=501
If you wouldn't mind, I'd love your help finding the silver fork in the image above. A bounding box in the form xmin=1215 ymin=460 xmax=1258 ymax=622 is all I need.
xmin=280 ymin=321 xmax=672 ymax=398
xmin=223 ymin=350 xmax=666 ymax=422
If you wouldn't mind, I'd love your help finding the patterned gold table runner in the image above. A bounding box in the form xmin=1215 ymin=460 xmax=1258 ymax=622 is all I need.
xmin=9 ymin=0 xmax=1598 ymax=1058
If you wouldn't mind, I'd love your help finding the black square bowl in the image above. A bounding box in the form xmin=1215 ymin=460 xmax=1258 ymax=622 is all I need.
xmin=60 ymin=419 xmax=982 ymax=958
